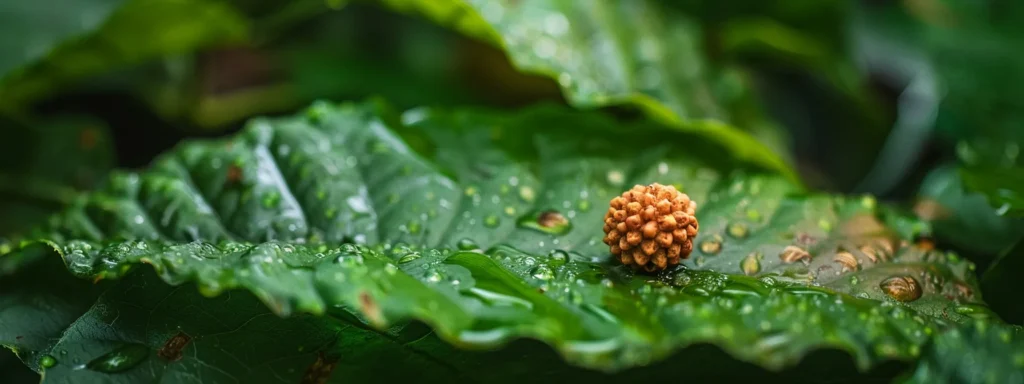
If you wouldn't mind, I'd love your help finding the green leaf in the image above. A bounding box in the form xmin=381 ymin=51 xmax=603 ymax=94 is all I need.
xmin=1 ymin=100 xmax=1010 ymax=380
xmin=0 ymin=0 xmax=122 ymax=79
xmin=7 ymin=268 xmax=917 ymax=383
xmin=959 ymin=166 xmax=1024 ymax=219
xmin=915 ymin=165 xmax=1024 ymax=264
xmin=0 ymin=0 xmax=249 ymax=108
xmin=981 ymin=238 xmax=1024 ymax=325
xmin=0 ymin=255 xmax=104 ymax=372
xmin=373 ymin=0 xmax=799 ymax=180
xmin=901 ymin=321 xmax=1024 ymax=383
xmin=857 ymin=1 xmax=1024 ymax=215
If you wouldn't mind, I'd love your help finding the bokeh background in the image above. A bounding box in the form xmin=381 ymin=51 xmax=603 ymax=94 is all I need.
xmin=2 ymin=0 xmax=1023 ymax=380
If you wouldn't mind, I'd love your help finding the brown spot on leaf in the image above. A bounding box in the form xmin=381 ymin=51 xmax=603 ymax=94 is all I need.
xmin=157 ymin=331 xmax=192 ymax=361
xmin=359 ymin=292 xmax=384 ymax=328
xmin=300 ymin=351 xmax=339 ymax=384
xmin=226 ymin=164 xmax=244 ymax=184
xmin=79 ymin=128 xmax=99 ymax=150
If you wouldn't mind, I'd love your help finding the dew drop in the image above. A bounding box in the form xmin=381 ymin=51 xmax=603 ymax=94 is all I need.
xmin=548 ymin=250 xmax=569 ymax=266
xmin=424 ymin=269 xmax=445 ymax=283
xmin=86 ymin=343 xmax=149 ymax=373
xmin=741 ymin=253 xmax=760 ymax=275
xmin=40 ymin=355 xmax=57 ymax=368
xmin=261 ymin=192 xmax=280 ymax=208
xmin=726 ymin=222 xmax=748 ymax=239
xmin=879 ymin=276 xmax=922 ymax=302
xmin=531 ymin=265 xmax=555 ymax=281
xmin=953 ymin=303 xmax=997 ymax=319
xmin=504 ymin=206 xmax=517 ymax=216
xmin=517 ymin=210 xmax=572 ymax=235
xmin=518 ymin=186 xmax=535 ymax=202
xmin=453 ymin=239 xmax=477 ymax=251
xmin=699 ymin=235 xmax=723 ymax=255
xmin=398 ymin=253 xmax=421 ymax=264
xmin=483 ymin=214 xmax=500 ymax=228
xmin=407 ymin=220 xmax=421 ymax=234
xmin=606 ymin=170 xmax=624 ymax=185
xmin=578 ymin=200 xmax=591 ymax=211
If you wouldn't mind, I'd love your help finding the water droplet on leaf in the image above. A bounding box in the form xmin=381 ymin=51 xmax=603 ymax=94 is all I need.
xmin=262 ymin=192 xmax=280 ymax=208
xmin=86 ymin=343 xmax=149 ymax=373
xmin=424 ymin=269 xmax=445 ymax=283
xmin=741 ymin=253 xmax=760 ymax=275
xmin=953 ymin=303 xmax=997 ymax=319
xmin=518 ymin=186 xmax=535 ymax=202
xmin=484 ymin=215 xmax=500 ymax=228
xmin=548 ymin=250 xmax=568 ymax=266
xmin=577 ymin=200 xmax=591 ymax=211
xmin=456 ymin=239 xmax=478 ymax=251
xmin=398 ymin=253 xmax=421 ymax=264
xmin=727 ymin=223 xmax=748 ymax=239
xmin=879 ymin=276 xmax=922 ymax=302
xmin=517 ymin=210 xmax=572 ymax=235
xmin=40 ymin=355 xmax=57 ymax=368
xmin=406 ymin=220 xmax=422 ymax=234
xmin=531 ymin=265 xmax=555 ymax=281
xmin=699 ymin=235 xmax=723 ymax=255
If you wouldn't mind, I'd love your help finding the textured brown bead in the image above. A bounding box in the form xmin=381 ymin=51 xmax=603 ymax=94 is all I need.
xmin=602 ymin=183 xmax=699 ymax=272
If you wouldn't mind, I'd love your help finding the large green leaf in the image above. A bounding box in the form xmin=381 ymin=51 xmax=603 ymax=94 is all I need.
xmin=1 ymin=100 xmax=1013 ymax=381
xmin=0 ymin=253 xmax=104 ymax=382
xmin=0 ymin=0 xmax=249 ymax=108
xmin=5 ymin=268 xmax=919 ymax=383
xmin=373 ymin=0 xmax=800 ymax=180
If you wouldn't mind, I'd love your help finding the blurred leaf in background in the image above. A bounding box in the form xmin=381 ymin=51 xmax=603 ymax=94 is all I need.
xmin=0 ymin=115 xmax=114 ymax=236
xmin=856 ymin=0 xmax=1024 ymax=327
xmin=0 ymin=0 xmax=252 ymax=110
xmin=856 ymin=0 xmax=1024 ymax=211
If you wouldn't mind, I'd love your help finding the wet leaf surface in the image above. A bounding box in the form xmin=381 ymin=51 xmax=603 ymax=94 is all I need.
xmin=1 ymin=101 xmax=1016 ymax=382
xmin=376 ymin=0 xmax=800 ymax=179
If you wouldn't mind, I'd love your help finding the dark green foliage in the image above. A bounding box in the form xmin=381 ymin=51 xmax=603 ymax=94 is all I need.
xmin=2 ymin=101 xmax=1021 ymax=382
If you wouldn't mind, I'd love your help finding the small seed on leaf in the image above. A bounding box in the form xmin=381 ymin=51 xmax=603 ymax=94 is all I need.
xmin=603 ymin=183 xmax=698 ymax=273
